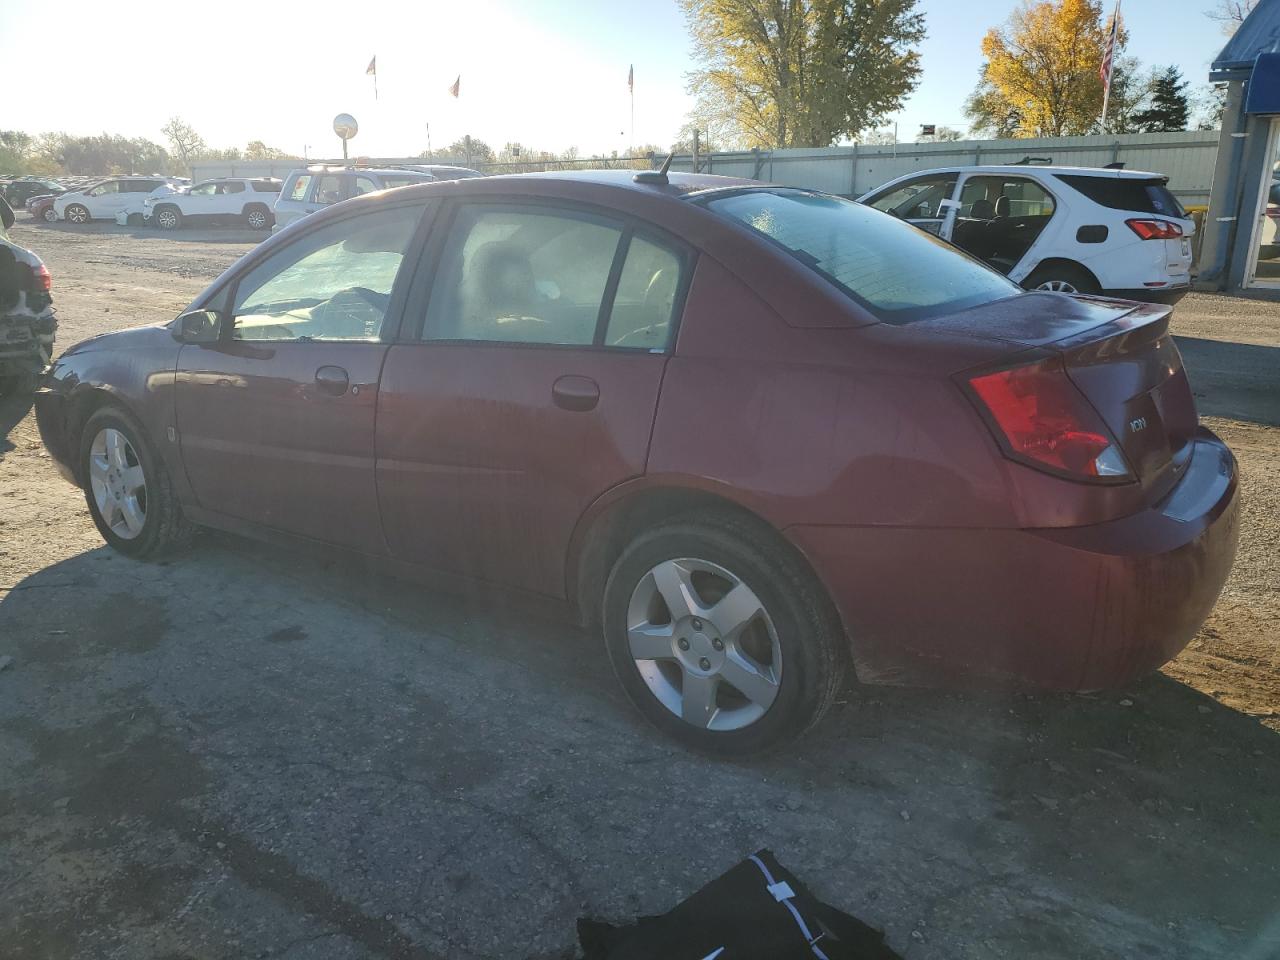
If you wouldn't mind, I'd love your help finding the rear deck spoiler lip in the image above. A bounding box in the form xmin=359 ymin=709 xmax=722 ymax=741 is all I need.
xmin=1050 ymin=298 xmax=1172 ymax=359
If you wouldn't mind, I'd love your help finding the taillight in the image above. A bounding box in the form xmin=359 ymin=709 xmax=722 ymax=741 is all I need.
xmin=1126 ymin=218 xmax=1182 ymax=240
xmin=967 ymin=357 xmax=1131 ymax=481
xmin=33 ymin=263 xmax=52 ymax=292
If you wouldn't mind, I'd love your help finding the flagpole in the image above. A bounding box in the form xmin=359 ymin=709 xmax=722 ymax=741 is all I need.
xmin=1100 ymin=0 xmax=1121 ymax=132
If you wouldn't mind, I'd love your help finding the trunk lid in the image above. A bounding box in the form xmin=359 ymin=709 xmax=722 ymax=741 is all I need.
xmin=918 ymin=292 xmax=1197 ymax=490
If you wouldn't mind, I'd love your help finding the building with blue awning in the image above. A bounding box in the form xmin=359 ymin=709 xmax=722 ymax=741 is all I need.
xmin=1199 ymin=0 xmax=1280 ymax=290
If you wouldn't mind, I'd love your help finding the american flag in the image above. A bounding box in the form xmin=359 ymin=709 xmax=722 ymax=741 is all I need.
xmin=1100 ymin=1 xmax=1121 ymax=92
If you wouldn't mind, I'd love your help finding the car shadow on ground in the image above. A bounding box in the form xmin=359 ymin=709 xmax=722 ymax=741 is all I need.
xmin=24 ymin=219 xmax=264 ymax=244
xmin=0 ymin=392 xmax=34 ymax=459
xmin=1176 ymin=336 xmax=1280 ymax=426
xmin=1 ymin=535 xmax=1278 ymax=959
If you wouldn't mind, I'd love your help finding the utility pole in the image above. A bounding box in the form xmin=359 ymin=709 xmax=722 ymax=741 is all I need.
xmin=692 ymin=129 xmax=700 ymax=173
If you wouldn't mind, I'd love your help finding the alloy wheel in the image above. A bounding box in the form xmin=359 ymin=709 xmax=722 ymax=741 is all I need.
xmin=247 ymin=209 xmax=267 ymax=229
xmin=157 ymin=208 xmax=178 ymax=229
xmin=67 ymin=205 xmax=88 ymax=224
xmin=625 ymin=557 xmax=782 ymax=731
xmin=42 ymin=208 xmax=57 ymax=223
xmin=88 ymin=428 xmax=147 ymax=540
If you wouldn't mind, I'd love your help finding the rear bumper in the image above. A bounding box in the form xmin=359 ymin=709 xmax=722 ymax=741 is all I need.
xmin=1103 ymin=284 xmax=1191 ymax=304
xmin=788 ymin=429 xmax=1239 ymax=690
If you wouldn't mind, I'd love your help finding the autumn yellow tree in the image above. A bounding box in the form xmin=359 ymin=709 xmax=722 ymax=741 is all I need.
xmin=965 ymin=0 xmax=1125 ymax=138
xmin=680 ymin=0 xmax=926 ymax=148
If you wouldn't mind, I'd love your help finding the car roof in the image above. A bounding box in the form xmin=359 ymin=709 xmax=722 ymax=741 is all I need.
xmin=883 ymin=164 xmax=1167 ymax=181
xmin=510 ymin=169 xmax=762 ymax=197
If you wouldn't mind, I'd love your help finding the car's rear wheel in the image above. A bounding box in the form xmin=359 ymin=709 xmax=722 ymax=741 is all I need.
xmin=1024 ymin=263 xmax=1099 ymax=295
xmin=41 ymin=207 xmax=57 ymax=223
xmin=154 ymin=205 xmax=182 ymax=230
xmin=602 ymin=513 xmax=847 ymax=755
xmin=80 ymin=406 xmax=194 ymax=560
xmin=244 ymin=205 xmax=272 ymax=231
xmin=65 ymin=204 xmax=89 ymax=225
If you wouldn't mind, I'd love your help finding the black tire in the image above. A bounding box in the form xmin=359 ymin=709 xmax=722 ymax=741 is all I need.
xmin=602 ymin=512 xmax=847 ymax=756
xmin=41 ymin=207 xmax=58 ymax=223
xmin=243 ymin=204 xmax=273 ymax=231
xmin=65 ymin=203 xmax=90 ymax=225
xmin=154 ymin=205 xmax=182 ymax=230
xmin=79 ymin=405 xmax=194 ymax=560
xmin=1023 ymin=262 xmax=1099 ymax=296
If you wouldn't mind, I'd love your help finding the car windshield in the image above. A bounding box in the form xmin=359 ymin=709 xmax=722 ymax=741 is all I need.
xmin=705 ymin=188 xmax=1020 ymax=323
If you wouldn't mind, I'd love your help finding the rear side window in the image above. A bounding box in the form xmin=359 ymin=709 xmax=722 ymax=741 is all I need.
xmin=380 ymin=175 xmax=430 ymax=189
xmin=221 ymin=181 xmax=246 ymax=194
xmin=1056 ymin=175 xmax=1187 ymax=218
xmin=251 ymin=181 xmax=281 ymax=193
xmin=313 ymin=175 xmax=345 ymax=204
xmin=706 ymin=189 xmax=1019 ymax=324
xmin=287 ymin=175 xmax=312 ymax=201
xmin=423 ymin=206 xmax=622 ymax=346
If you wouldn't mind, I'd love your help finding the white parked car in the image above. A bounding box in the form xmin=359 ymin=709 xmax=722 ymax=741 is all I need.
xmin=272 ymin=166 xmax=439 ymax=231
xmin=143 ymin=177 xmax=282 ymax=230
xmin=858 ymin=165 xmax=1195 ymax=301
xmin=53 ymin=176 xmax=180 ymax=225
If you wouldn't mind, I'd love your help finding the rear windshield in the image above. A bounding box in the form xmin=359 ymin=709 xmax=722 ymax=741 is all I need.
xmin=1056 ymin=175 xmax=1187 ymax=218
xmin=704 ymin=189 xmax=1020 ymax=324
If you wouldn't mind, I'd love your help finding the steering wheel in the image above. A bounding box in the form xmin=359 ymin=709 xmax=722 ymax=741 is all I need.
xmin=313 ymin=286 xmax=389 ymax=337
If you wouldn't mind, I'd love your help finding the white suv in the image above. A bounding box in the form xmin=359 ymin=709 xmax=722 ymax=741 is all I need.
xmin=145 ymin=178 xmax=282 ymax=230
xmin=54 ymin=176 xmax=180 ymax=224
xmin=859 ymin=165 xmax=1195 ymax=302
xmin=272 ymin=166 xmax=438 ymax=231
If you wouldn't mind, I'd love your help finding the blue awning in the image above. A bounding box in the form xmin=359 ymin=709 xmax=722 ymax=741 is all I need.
xmin=1246 ymin=53 xmax=1280 ymax=113
xmin=1212 ymin=0 xmax=1280 ymax=80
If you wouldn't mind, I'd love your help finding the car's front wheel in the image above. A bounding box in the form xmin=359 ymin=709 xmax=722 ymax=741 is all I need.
xmin=244 ymin=205 xmax=273 ymax=231
xmin=41 ymin=207 xmax=58 ymax=223
xmin=602 ymin=513 xmax=847 ymax=755
xmin=80 ymin=406 xmax=193 ymax=560
xmin=65 ymin=204 xmax=90 ymax=224
xmin=154 ymin=205 xmax=182 ymax=230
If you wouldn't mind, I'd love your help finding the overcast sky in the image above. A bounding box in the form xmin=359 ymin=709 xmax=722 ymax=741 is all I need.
xmin=0 ymin=0 xmax=1235 ymax=159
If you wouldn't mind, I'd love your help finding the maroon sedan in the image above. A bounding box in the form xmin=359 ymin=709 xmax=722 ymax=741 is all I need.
xmin=35 ymin=171 xmax=1239 ymax=754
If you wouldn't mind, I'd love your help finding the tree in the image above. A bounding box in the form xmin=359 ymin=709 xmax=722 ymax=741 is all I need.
xmin=245 ymin=140 xmax=293 ymax=160
xmin=1206 ymin=0 xmax=1257 ymax=34
xmin=916 ymin=125 xmax=964 ymax=142
xmin=680 ymin=0 xmax=926 ymax=148
xmin=965 ymin=0 xmax=1121 ymax=138
xmin=1101 ymin=57 xmax=1149 ymax=134
xmin=421 ymin=136 xmax=495 ymax=165
xmin=858 ymin=128 xmax=898 ymax=145
xmin=161 ymin=117 xmax=207 ymax=173
xmin=1131 ymin=66 xmax=1190 ymax=132
xmin=1193 ymin=84 xmax=1228 ymax=130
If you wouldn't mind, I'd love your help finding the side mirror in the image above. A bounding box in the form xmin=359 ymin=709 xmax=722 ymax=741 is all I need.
xmin=173 ymin=309 xmax=222 ymax=344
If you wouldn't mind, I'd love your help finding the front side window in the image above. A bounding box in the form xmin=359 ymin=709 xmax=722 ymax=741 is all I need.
xmin=230 ymin=203 xmax=426 ymax=342
xmin=287 ymin=175 xmax=312 ymax=202
xmin=423 ymin=206 xmax=623 ymax=346
xmin=706 ymin=189 xmax=1019 ymax=324
xmin=355 ymin=176 xmax=382 ymax=196
xmin=190 ymin=182 xmax=217 ymax=196
xmin=313 ymin=175 xmax=346 ymax=204
xmin=865 ymin=175 xmax=958 ymax=222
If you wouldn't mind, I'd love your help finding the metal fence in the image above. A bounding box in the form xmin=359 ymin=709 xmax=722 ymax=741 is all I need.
xmin=191 ymin=131 xmax=1221 ymax=206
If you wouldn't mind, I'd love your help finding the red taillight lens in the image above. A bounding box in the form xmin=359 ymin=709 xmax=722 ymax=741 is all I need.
xmin=1126 ymin=218 xmax=1183 ymax=240
xmin=968 ymin=358 xmax=1131 ymax=481
xmin=33 ymin=263 xmax=51 ymax=292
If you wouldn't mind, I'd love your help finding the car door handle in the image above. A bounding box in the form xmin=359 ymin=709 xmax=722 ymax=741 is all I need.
xmin=315 ymin=365 xmax=349 ymax=396
xmin=552 ymin=375 xmax=600 ymax=412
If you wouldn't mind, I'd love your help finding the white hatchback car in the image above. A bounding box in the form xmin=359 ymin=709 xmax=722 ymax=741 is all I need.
xmin=859 ymin=165 xmax=1195 ymax=301
xmin=144 ymin=177 xmax=282 ymax=230
xmin=53 ymin=176 xmax=180 ymax=225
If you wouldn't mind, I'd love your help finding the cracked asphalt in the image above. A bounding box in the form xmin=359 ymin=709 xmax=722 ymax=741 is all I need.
xmin=1 ymin=222 xmax=1278 ymax=959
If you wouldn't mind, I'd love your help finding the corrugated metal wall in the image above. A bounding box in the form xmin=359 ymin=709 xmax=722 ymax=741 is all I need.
xmin=672 ymin=131 xmax=1220 ymax=205
xmin=190 ymin=132 xmax=1220 ymax=205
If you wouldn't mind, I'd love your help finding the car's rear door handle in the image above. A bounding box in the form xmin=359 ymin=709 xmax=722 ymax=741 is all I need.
xmin=552 ymin=375 xmax=600 ymax=412
xmin=315 ymin=365 xmax=349 ymax=396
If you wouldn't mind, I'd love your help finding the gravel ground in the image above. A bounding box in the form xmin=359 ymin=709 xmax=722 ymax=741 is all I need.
xmin=1 ymin=221 xmax=1278 ymax=960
